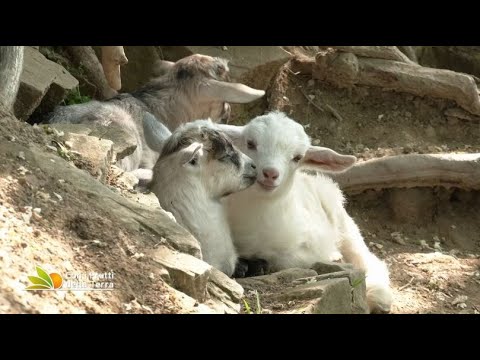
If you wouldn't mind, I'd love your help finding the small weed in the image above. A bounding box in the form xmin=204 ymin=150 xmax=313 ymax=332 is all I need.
xmin=64 ymin=87 xmax=91 ymax=106
xmin=242 ymin=290 xmax=262 ymax=314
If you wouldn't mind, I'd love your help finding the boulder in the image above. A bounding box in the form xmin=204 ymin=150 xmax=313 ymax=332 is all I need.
xmin=14 ymin=47 xmax=78 ymax=121
xmin=160 ymin=46 xmax=290 ymax=79
xmin=63 ymin=132 xmax=114 ymax=184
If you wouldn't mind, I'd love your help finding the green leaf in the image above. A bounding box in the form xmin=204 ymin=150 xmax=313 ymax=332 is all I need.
xmin=242 ymin=299 xmax=252 ymax=314
xmin=352 ymin=277 xmax=365 ymax=288
xmin=28 ymin=276 xmax=51 ymax=288
xmin=36 ymin=267 xmax=53 ymax=287
xmin=26 ymin=285 xmax=51 ymax=290
xmin=255 ymin=291 xmax=262 ymax=314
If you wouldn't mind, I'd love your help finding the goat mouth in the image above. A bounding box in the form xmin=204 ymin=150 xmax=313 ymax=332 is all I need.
xmin=257 ymin=181 xmax=278 ymax=191
xmin=243 ymin=175 xmax=257 ymax=186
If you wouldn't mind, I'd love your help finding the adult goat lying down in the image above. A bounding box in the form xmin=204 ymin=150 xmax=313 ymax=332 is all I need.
xmin=148 ymin=119 xmax=257 ymax=277
xmin=46 ymin=54 xmax=265 ymax=180
xmin=216 ymin=111 xmax=393 ymax=313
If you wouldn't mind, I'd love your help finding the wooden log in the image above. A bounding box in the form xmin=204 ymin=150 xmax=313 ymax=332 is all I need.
xmin=331 ymin=153 xmax=480 ymax=194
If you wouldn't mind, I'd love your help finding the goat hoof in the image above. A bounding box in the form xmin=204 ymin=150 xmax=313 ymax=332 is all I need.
xmin=245 ymin=258 xmax=270 ymax=277
xmin=233 ymin=259 xmax=249 ymax=278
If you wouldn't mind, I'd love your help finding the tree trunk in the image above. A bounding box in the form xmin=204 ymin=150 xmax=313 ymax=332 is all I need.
xmin=0 ymin=46 xmax=24 ymax=116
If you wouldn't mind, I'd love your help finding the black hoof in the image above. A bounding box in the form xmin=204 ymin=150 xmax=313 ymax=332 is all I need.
xmin=245 ymin=258 xmax=270 ymax=277
xmin=233 ymin=258 xmax=249 ymax=278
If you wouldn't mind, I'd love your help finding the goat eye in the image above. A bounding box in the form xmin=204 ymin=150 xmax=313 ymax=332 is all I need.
xmin=189 ymin=158 xmax=198 ymax=166
xmin=293 ymin=155 xmax=303 ymax=163
xmin=247 ymin=140 xmax=257 ymax=150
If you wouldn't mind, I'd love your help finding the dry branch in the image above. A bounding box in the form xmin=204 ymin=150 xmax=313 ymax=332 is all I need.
xmin=101 ymin=46 xmax=128 ymax=91
xmin=321 ymin=46 xmax=418 ymax=65
xmin=331 ymin=153 xmax=480 ymax=194
xmin=312 ymin=52 xmax=480 ymax=116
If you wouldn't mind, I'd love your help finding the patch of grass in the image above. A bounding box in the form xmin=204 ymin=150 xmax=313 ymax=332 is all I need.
xmin=352 ymin=275 xmax=366 ymax=288
xmin=64 ymin=87 xmax=91 ymax=106
xmin=242 ymin=290 xmax=262 ymax=314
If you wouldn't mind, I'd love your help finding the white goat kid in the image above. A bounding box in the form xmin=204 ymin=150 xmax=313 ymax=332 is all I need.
xmin=216 ymin=111 xmax=393 ymax=313
xmin=149 ymin=120 xmax=257 ymax=277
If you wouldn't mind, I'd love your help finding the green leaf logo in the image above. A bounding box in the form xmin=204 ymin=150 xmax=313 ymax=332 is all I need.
xmin=25 ymin=266 xmax=60 ymax=290
xmin=35 ymin=266 xmax=53 ymax=287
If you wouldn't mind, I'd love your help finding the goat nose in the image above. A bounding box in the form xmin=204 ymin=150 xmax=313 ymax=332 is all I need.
xmin=250 ymin=162 xmax=256 ymax=170
xmin=262 ymin=167 xmax=279 ymax=180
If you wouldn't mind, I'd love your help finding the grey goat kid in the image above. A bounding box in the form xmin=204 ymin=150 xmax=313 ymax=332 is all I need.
xmin=149 ymin=119 xmax=257 ymax=276
xmin=46 ymin=54 xmax=265 ymax=181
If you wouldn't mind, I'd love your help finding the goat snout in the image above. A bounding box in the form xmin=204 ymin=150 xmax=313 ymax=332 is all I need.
xmin=262 ymin=167 xmax=279 ymax=181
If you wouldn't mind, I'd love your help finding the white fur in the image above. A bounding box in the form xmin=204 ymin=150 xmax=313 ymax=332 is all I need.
xmin=150 ymin=120 xmax=257 ymax=276
xmin=217 ymin=112 xmax=393 ymax=313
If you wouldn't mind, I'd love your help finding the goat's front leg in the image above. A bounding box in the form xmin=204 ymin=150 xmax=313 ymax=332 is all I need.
xmin=338 ymin=209 xmax=393 ymax=313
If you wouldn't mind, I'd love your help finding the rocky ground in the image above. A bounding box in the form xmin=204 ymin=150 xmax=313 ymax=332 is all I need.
xmin=1 ymin=46 xmax=479 ymax=314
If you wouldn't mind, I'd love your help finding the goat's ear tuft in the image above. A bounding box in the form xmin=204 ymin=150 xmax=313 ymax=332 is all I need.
xmin=180 ymin=142 xmax=203 ymax=166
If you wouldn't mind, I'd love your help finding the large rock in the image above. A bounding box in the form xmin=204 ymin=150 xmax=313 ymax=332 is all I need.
xmin=50 ymin=123 xmax=137 ymax=164
xmin=63 ymin=132 xmax=114 ymax=184
xmin=311 ymin=260 xmax=354 ymax=274
xmin=238 ymin=264 xmax=369 ymax=314
xmin=160 ymin=46 xmax=290 ymax=80
xmin=149 ymin=245 xmax=211 ymax=302
xmin=273 ymin=278 xmax=352 ymax=314
xmin=417 ymin=46 xmax=480 ymax=78
xmin=120 ymin=46 xmax=162 ymax=93
xmin=237 ymin=268 xmax=318 ymax=289
xmin=14 ymin=47 xmax=78 ymax=121
xmin=149 ymin=247 xmax=245 ymax=313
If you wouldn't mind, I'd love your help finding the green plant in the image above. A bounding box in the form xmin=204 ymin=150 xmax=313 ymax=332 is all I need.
xmin=242 ymin=290 xmax=262 ymax=314
xmin=352 ymin=275 xmax=366 ymax=288
xmin=64 ymin=86 xmax=91 ymax=106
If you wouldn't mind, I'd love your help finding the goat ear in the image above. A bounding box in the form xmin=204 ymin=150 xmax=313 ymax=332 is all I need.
xmin=215 ymin=124 xmax=244 ymax=143
xmin=301 ymin=146 xmax=356 ymax=173
xmin=142 ymin=112 xmax=172 ymax=153
xmin=201 ymin=79 xmax=265 ymax=103
xmin=152 ymin=60 xmax=175 ymax=77
xmin=180 ymin=142 xmax=203 ymax=166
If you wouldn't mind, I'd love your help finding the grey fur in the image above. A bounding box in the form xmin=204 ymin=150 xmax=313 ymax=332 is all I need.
xmin=46 ymin=54 xmax=265 ymax=176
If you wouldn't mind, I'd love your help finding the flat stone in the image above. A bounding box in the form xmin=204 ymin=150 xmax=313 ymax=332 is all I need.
xmin=149 ymin=245 xmax=211 ymax=302
xmin=50 ymin=123 xmax=137 ymax=163
xmin=64 ymin=133 xmax=114 ymax=184
xmin=236 ymin=268 xmax=318 ymax=289
xmin=273 ymin=278 xmax=353 ymax=314
xmin=14 ymin=47 xmax=78 ymax=121
xmin=311 ymin=260 xmax=354 ymax=274
xmin=161 ymin=46 xmax=290 ymax=79
xmin=209 ymin=267 xmax=243 ymax=302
